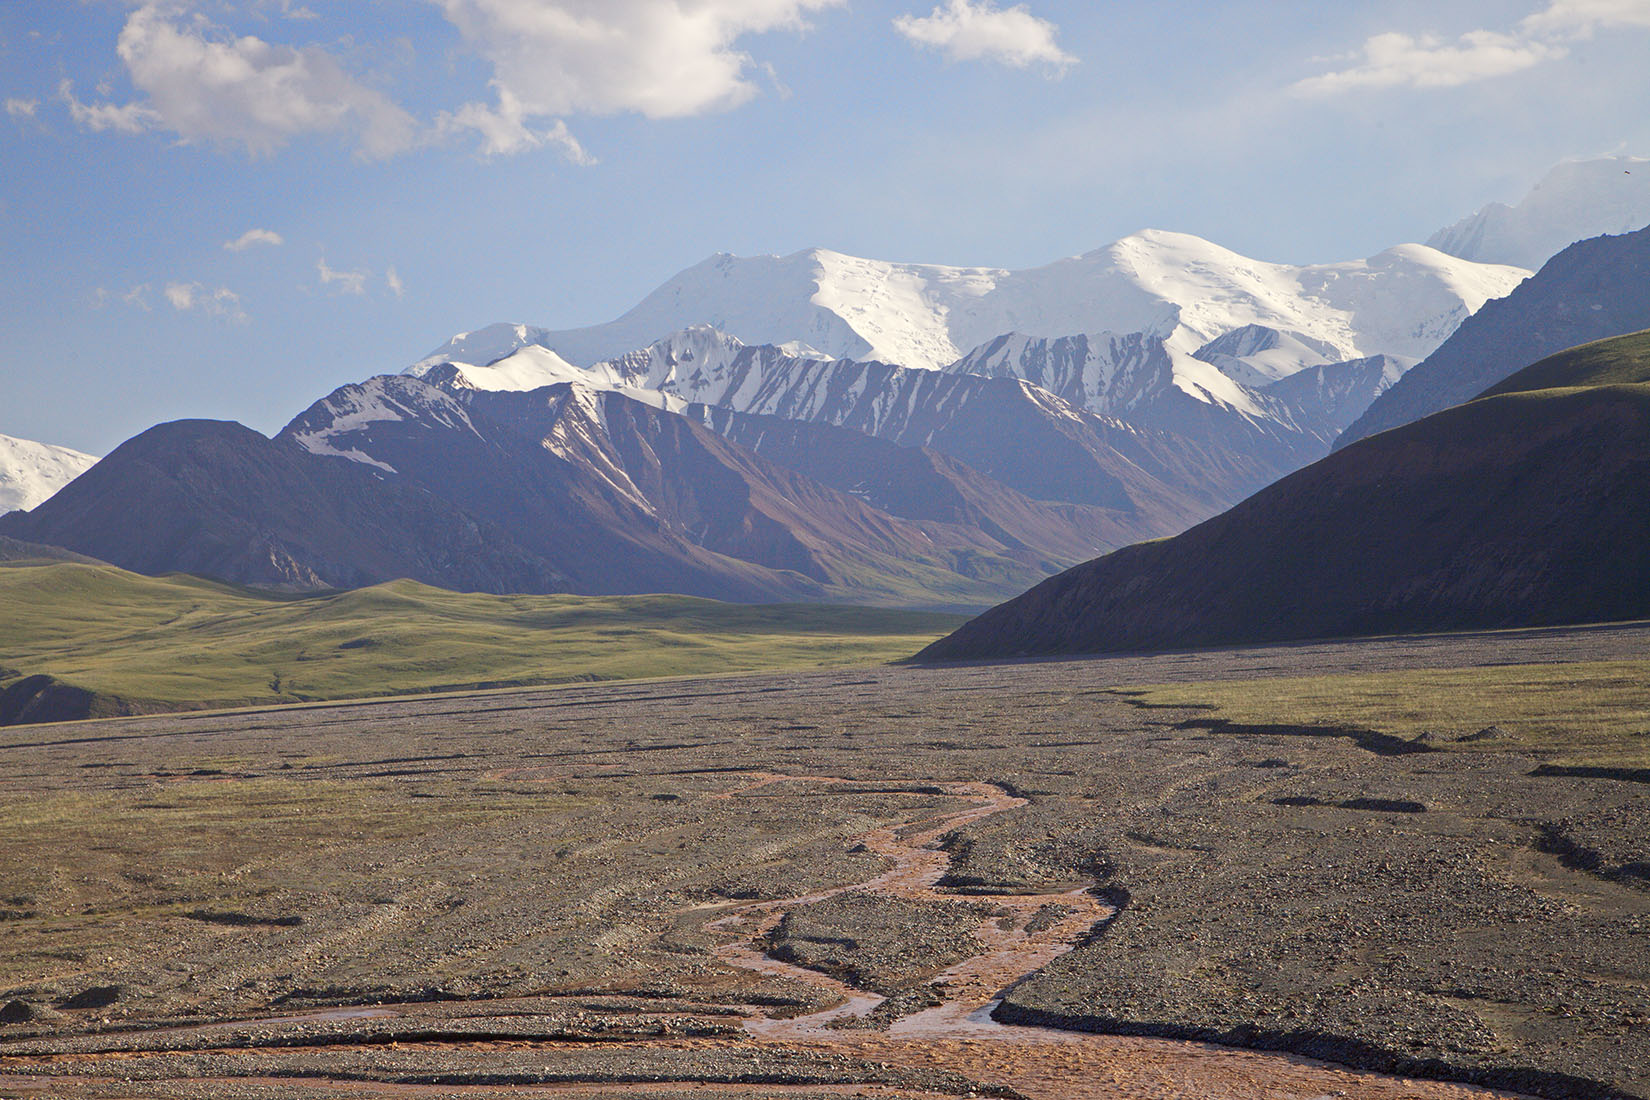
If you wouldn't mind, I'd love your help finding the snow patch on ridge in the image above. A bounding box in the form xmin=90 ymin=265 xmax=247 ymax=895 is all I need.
xmin=288 ymin=377 xmax=483 ymax=474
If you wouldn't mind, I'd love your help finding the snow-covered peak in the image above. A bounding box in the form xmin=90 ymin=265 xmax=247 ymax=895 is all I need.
xmin=602 ymin=325 xmax=752 ymax=389
xmin=411 ymin=322 xmax=554 ymax=374
xmin=412 ymin=343 xmax=598 ymax=392
xmin=0 ymin=433 xmax=99 ymax=514
xmin=411 ymin=231 xmax=1529 ymax=379
xmin=1428 ymin=155 xmax=1650 ymax=271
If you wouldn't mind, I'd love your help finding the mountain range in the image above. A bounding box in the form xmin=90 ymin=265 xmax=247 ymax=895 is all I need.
xmin=6 ymin=157 xmax=1647 ymax=625
xmin=2 ymin=374 xmax=1098 ymax=608
xmin=415 ymin=230 xmax=1526 ymax=377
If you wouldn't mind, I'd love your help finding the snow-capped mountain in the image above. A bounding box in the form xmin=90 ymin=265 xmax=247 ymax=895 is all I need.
xmin=0 ymin=433 xmax=98 ymax=515
xmin=1428 ymin=155 xmax=1650 ymax=272
xmin=416 ymin=231 xmax=1530 ymax=376
xmin=423 ymin=322 xmax=1388 ymax=452
xmin=1190 ymin=324 xmax=1345 ymax=388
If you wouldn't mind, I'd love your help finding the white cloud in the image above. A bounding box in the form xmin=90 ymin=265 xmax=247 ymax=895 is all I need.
xmin=67 ymin=3 xmax=420 ymax=158
xmin=225 ymin=227 xmax=284 ymax=252
xmin=1296 ymin=0 xmax=1650 ymax=95
xmin=1521 ymin=0 xmax=1650 ymax=36
xmin=259 ymin=0 xmax=321 ymax=19
xmin=437 ymin=87 xmax=594 ymax=161
xmin=59 ymin=79 xmax=163 ymax=134
xmin=433 ymin=0 xmax=842 ymax=157
xmin=59 ymin=0 xmax=851 ymax=163
xmin=386 ymin=266 xmax=405 ymax=297
xmin=893 ymin=0 xmax=1075 ymax=73
xmin=164 ymin=281 xmax=249 ymax=322
xmin=1293 ymin=30 xmax=1561 ymax=95
xmin=4 ymin=97 xmax=39 ymax=120
xmin=317 ymin=258 xmax=369 ymax=295
xmin=163 ymin=282 xmax=198 ymax=310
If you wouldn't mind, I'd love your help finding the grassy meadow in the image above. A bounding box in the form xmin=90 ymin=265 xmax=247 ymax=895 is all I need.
xmin=0 ymin=559 xmax=967 ymax=714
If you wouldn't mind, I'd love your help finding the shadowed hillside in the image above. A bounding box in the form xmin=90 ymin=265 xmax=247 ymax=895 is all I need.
xmin=920 ymin=331 xmax=1650 ymax=660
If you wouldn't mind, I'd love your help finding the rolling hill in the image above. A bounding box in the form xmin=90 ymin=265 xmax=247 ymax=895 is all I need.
xmin=0 ymin=560 xmax=965 ymax=725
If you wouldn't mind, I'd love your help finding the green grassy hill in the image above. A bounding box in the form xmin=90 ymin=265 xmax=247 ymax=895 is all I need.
xmin=1481 ymin=327 xmax=1650 ymax=396
xmin=0 ymin=561 xmax=964 ymax=723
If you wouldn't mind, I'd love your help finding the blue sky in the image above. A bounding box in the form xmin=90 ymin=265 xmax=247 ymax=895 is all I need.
xmin=4 ymin=0 xmax=1650 ymax=454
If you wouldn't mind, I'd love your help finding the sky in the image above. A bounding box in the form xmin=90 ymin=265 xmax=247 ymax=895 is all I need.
xmin=3 ymin=0 xmax=1650 ymax=455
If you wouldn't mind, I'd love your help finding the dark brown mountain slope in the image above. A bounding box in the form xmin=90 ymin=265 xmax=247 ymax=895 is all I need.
xmin=0 ymin=420 xmax=571 ymax=594
xmin=919 ymin=331 xmax=1650 ymax=660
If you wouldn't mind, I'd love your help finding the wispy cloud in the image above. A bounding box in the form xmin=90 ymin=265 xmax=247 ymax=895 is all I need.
xmin=225 ymin=228 xmax=285 ymax=252
xmin=163 ymin=281 xmax=249 ymax=322
xmin=893 ymin=0 xmax=1076 ymax=74
xmin=59 ymin=79 xmax=162 ymax=134
xmin=317 ymin=258 xmax=369 ymax=296
xmin=4 ymin=97 xmax=39 ymax=121
xmin=1295 ymin=0 xmax=1650 ymax=95
xmin=92 ymin=284 xmax=156 ymax=311
xmin=385 ymin=266 xmax=405 ymax=298
xmin=436 ymin=88 xmax=593 ymax=162
xmin=1520 ymin=0 xmax=1650 ymax=36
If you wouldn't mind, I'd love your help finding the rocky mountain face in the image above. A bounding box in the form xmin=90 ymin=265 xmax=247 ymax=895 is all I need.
xmin=0 ymin=433 xmax=98 ymax=515
xmin=283 ymin=375 xmax=1065 ymax=605
xmin=415 ymin=325 xmax=1392 ymax=532
xmin=920 ymin=331 xmax=1650 ymax=660
xmin=1338 ymin=224 xmax=1650 ymax=448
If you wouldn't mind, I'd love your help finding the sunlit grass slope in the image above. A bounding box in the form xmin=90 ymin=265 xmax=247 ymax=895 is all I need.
xmin=0 ymin=561 xmax=966 ymax=712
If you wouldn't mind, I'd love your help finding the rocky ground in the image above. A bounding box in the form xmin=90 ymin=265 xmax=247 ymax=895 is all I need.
xmin=0 ymin=622 xmax=1647 ymax=1098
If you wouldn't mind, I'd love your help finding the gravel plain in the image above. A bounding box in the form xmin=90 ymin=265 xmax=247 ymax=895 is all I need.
xmin=1 ymin=621 xmax=1647 ymax=1099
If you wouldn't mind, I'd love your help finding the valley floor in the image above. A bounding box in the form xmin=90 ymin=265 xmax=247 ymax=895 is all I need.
xmin=1 ymin=623 xmax=1647 ymax=1099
